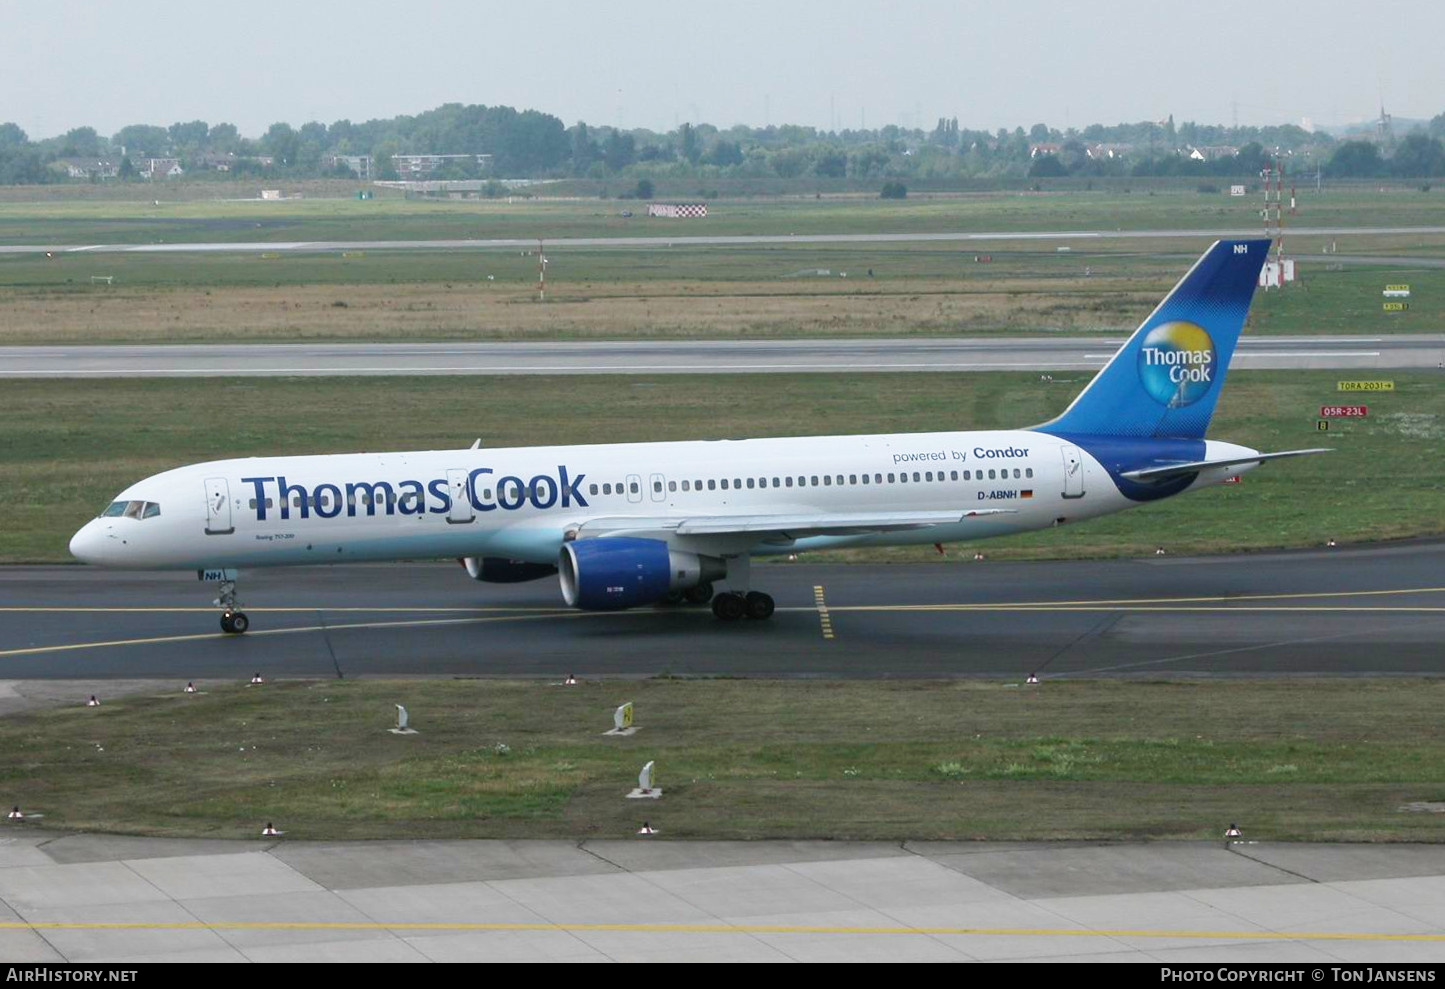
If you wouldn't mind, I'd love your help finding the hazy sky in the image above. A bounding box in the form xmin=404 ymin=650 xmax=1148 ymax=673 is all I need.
xmin=4 ymin=0 xmax=1440 ymax=139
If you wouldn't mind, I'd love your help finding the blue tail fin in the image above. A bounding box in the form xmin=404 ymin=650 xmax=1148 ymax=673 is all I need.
xmin=1038 ymin=239 xmax=1270 ymax=440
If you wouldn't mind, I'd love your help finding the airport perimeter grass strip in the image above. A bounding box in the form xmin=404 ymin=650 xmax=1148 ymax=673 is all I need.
xmin=3 ymin=240 xmax=1443 ymax=344
xmin=1 ymin=370 xmax=1441 ymax=563
xmin=4 ymin=678 xmax=1445 ymax=842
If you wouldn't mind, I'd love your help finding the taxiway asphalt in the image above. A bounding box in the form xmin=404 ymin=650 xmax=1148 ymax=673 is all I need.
xmin=3 ymin=334 xmax=1440 ymax=377
xmin=3 ymin=835 xmax=1443 ymax=962
xmin=6 ymin=224 xmax=1445 ymax=255
xmin=2 ymin=540 xmax=1442 ymax=681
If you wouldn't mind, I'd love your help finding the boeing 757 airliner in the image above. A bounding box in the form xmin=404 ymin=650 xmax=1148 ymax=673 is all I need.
xmin=70 ymin=239 xmax=1324 ymax=632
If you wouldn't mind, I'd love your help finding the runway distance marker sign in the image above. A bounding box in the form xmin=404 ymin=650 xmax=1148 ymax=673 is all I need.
xmin=1338 ymin=381 xmax=1394 ymax=392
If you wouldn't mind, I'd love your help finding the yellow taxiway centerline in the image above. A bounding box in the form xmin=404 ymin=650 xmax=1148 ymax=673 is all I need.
xmin=0 ymin=920 xmax=1440 ymax=941
xmin=0 ymin=610 xmax=590 ymax=659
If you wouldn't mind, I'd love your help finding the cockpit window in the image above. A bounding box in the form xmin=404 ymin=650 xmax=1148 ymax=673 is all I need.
xmin=101 ymin=500 xmax=160 ymax=519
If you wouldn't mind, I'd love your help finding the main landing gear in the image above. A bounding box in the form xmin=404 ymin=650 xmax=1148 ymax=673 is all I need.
xmin=214 ymin=578 xmax=250 ymax=635
xmin=660 ymin=580 xmax=776 ymax=621
xmin=706 ymin=557 xmax=774 ymax=621
xmin=711 ymin=591 xmax=775 ymax=622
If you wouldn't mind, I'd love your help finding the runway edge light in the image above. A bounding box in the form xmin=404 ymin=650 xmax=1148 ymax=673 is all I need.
xmin=261 ymin=822 xmax=283 ymax=837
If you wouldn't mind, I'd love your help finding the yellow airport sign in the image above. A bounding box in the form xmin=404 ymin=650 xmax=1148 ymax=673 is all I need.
xmin=1383 ymin=301 xmax=1409 ymax=312
xmin=1338 ymin=381 xmax=1394 ymax=392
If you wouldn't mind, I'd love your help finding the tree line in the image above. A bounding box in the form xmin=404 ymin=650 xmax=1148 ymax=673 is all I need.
xmin=4 ymin=103 xmax=1445 ymax=185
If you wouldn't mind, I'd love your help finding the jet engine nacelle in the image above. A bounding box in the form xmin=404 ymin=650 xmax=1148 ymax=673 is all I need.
xmin=460 ymin=556 xmax=559 ymax=583
xmin=559 ymin=537 xmax=724 ymax=610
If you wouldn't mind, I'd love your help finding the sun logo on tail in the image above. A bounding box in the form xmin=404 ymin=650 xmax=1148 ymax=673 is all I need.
xmin=1137 ymin=321 xmax=1217 ymax=408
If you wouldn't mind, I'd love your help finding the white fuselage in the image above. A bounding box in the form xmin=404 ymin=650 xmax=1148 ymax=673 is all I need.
xmin=69 ymin=428 xmax=1254 ymax=572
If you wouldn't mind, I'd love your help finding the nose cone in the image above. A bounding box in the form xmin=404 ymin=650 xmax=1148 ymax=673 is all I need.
xmin=69 ymin=520 xmax=110 ymax=565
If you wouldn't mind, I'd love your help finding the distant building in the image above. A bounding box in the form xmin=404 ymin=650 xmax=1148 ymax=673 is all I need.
xmin=195 ymin=153 xmax=237 ymax=172
xmin=1187 ymin=145 xmax=1239 ymax=162
xmin=55 ymin=157 xmax=118 ymax=180
xmin=325 ymin=154 xmax=372 ymax=179
xmin=390 ymin=153 xmax=493 ymax=177
xmin=1086 ymin=143 xmax=1131 ymax=160
xmin=1028 ymin=142 xmax=1062 ymax=158
xmin=143 ymin=157 xmax=184 ymax=179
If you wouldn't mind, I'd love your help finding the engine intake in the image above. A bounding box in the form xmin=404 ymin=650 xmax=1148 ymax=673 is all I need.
xmin=559 ymin=537 xmax=724 ymax=610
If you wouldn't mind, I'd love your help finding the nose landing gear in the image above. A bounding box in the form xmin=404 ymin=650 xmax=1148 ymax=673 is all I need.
xmin=214 ymin=578 xmax=250 ymax=635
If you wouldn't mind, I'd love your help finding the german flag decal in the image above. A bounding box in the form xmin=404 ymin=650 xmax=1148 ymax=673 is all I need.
xmin=1021 ymin=490 xmax=1034 ymax=499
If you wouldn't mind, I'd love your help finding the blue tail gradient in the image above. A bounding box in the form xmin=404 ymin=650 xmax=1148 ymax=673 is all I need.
xmin=1038 ymin=239 xmax=1270 ymax=440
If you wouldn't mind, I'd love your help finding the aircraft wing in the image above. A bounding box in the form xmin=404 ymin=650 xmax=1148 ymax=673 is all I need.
xmin=576 ymin=509 xmax=1016 ymax=540
xmin=674 ymin=509 xmax=1015 ymax=536
xmin=1120 ymin=448 xmax=1330 ymax=482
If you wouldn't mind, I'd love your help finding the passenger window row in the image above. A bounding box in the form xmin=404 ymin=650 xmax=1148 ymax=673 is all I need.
xmin=586 ymin=467 xmax=1033 ymax=496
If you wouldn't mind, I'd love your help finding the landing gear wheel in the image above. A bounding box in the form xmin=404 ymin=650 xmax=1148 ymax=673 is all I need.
xmin=662 ymin=590 xmax=685 ymax=606
xmin=220 ymin=613 xmax=233 ymax=634
xmin=685 ymin=582 xmax=714 ymax=606
xmin=712 ymin=592 xmax=746 ymax=621
xmin=744 ymin=591 xmax=775 ymax=620
xmin=221 ymin=612 xmax=249 ymax=634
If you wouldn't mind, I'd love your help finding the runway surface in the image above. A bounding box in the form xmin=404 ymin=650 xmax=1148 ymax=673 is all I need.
xmin=6 ymin=224 xmax=1445 ymax=255
xmin=3 ymin=835 xmax=1444 ymax=962
xmin=5 ymin=334 xmax=1441 ymax=377
xmin=3 ymin=540 xmax=1443 ymax=680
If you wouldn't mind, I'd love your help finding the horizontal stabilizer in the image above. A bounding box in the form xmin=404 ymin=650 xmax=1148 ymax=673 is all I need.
xmin=1120 ymin=448 xmax=1331 ymax=482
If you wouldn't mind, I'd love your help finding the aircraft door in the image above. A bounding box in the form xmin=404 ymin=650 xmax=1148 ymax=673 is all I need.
xmin=446 ymin=468 xmax=475 ymax=524
xmin=204 ymin=477 xmax=234 ymax=534
xmin=1061 ymin=445 xmax=1085 ymax=499
xmin=626 ymin=473 xmax=643 ymax=504
xmin=649 ymin=473 xmax=666 ymax=503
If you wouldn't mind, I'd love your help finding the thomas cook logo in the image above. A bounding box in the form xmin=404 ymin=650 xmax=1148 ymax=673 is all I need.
xmin=1137 ymin=321 xmax=1217 ymax=408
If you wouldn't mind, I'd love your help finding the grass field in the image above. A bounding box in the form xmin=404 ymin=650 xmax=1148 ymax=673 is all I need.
xmin=3 ymin=187 xmax=1444 ymax=344
xmin=2 ymin=242 xmax=1442 ymax=344
xmin=5 ymin=678 xmax=1445 ymax=840
xmin=3 ymin=370 xmax=1441 ymax=564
